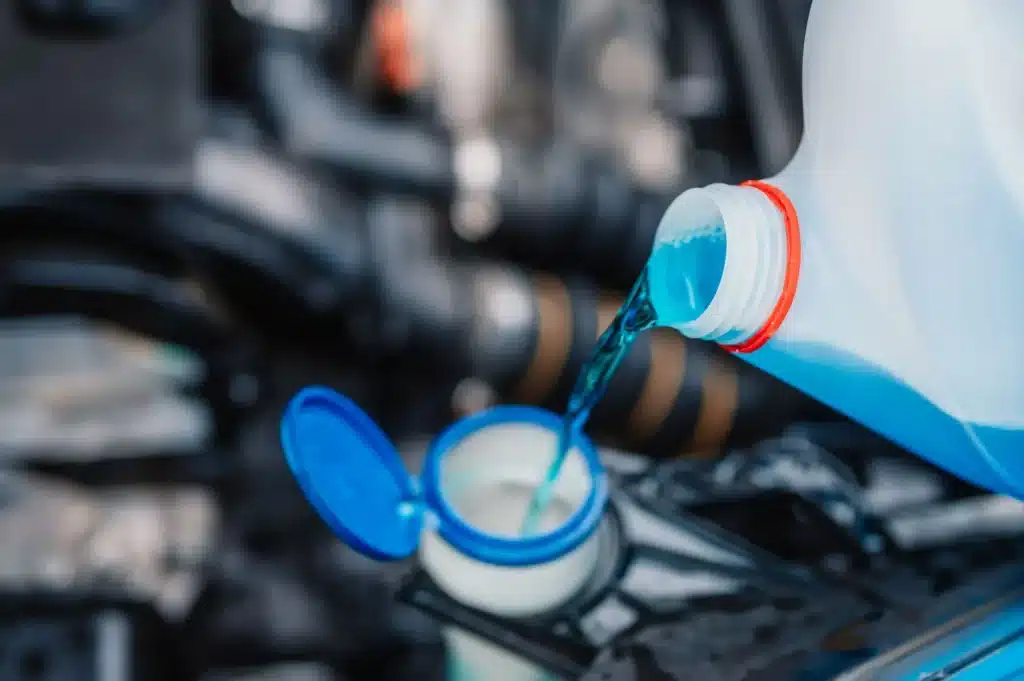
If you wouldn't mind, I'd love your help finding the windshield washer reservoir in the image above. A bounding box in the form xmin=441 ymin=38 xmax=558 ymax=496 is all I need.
xmin=281 ymin=387 xmax=610 ymax=681
xmin=280 ymin=387 xmax=608 ymax=567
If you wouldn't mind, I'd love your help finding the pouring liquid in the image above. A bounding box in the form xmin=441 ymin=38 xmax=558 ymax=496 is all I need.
xmin=519 ymin=217 xmax=728 ymax=536
xmin=519 ymin=271 xmax=657 ymax=536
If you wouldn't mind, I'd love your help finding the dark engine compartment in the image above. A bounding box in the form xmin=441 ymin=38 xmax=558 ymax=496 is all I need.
xmin=1 ymin=2 xmax=1021 ymax=680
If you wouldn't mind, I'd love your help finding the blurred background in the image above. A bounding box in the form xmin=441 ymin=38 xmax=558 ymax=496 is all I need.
xmin=1 ymin=2 xmax=1023 ymax=680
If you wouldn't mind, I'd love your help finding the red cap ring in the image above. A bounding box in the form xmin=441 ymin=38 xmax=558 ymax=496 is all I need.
xmin=719 ymin=180 xmax=801 ymax=354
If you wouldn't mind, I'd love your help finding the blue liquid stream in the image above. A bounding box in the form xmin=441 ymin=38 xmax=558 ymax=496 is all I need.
xmin=519 ymin=222 xmax=728 ymax=536
xmin=519 ymin=271 xmax=657 ymax=536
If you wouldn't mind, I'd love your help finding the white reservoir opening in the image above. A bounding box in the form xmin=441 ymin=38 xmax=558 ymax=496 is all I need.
xmin=419 ymin=420 xmax=602 ymax=618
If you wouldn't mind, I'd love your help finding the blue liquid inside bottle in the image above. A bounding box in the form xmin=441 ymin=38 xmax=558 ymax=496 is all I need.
xmin=646 ymin=217 xmax=727 ymax=326
xmin=521 ymin=196 xmax=1024 ymax=531
xmin=747 ymin=342 xmax=1024 ymax=499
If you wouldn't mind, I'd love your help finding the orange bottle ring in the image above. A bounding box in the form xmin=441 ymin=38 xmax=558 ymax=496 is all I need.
xmin=719 ymin=180 xmax=801 ymax=354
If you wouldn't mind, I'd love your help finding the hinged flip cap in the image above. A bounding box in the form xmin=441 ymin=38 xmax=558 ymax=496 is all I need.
xmin=280 ymin=387 xmax=608 ymax=566
xmin=281 ymin=387 xmax=424 ymax=560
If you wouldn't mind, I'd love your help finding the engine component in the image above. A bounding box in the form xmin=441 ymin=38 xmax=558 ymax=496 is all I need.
xmin=839 ymin=565 xmax=1024 ymax=681
xmin=0 ymin=590 xmax=177 ymax=681
xmin=184 ymin=544 xmax=446 ymax=681
xmin=400 ymin=0 xmax=511 ymax=134
xmin=886 ymin=496 xmax=1024 ymax=553
xmin=0 ymin=242 xmax=261 ymax=468
xmin=15 ymin=0 xmax=170 ymax=38
xmin=650 ymin=434 xmax=895 ymax=558
xmin=0 ymin=0 xmax=200 ymax=189
xmin=0 ymin=317 xmax=211 ymax=464
xmin=579 ymin=591 xmax=873 ymax=681
xmin=253 ymin=28 xmax=681 ymax=288
xmin=396 ymin=441 xmax=837 ymax=680
xmin=553 ymin=0 xmax=689 ymax=193
xmin=0 ymin=470 xmax=217 ymax=620
xmin=163 ymin=133 xmax=373 ymax=342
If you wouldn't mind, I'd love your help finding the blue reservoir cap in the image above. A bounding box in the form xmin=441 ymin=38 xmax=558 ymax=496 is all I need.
xmin=280 ymin=386 xmax=423 ymax=560
xmin=281 ymin=388 xmax=608 ymax=567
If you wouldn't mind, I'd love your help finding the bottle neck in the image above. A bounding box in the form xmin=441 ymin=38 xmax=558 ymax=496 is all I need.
xmin=650 ymin=182 xmax=790 ymax=346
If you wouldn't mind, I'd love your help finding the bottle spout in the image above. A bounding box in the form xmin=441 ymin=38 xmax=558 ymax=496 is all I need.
xmin=648 ymin=182 xmax=794 ymax=350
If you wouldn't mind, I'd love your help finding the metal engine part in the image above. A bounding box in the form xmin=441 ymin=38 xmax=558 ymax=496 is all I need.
xmin=0 ymin=317 xmax=211 ymax=463
xmin=0 ymin=470 xmax=218 ymax=619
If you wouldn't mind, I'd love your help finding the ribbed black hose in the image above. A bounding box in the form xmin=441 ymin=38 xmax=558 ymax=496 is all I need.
xmin=0 ymin=148 xmax=812 ymax=457
xmin=253 ymin=31 xmax=670 ymax=289
xmin=386 ymin=261 xmax=818 ymax=457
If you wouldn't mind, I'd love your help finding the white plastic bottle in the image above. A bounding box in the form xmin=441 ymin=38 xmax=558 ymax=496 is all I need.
xmin=647 ymin=0 xmax=1024 ymax=496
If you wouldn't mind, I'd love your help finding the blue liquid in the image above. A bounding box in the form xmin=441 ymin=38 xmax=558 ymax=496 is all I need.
xmin=519 ymin=225 xmax=729 ymax=536
xmin=749 ymin=342 xmax=1024 ymax=498
xmin=647 ymin=217 xmax=727 ymax=326
xmin=519 ymin=271 xmax=658 ymax=536
xmin=522 ymin=204 xmax=1024 ymax=536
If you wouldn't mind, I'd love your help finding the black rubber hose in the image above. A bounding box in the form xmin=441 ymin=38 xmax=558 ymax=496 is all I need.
xmin=380 ymin=259 xmax=816 ymax=457
xmin=0 ymin=246 xmax=260 ymax=446
xmin=256 ymin=29 xmax=456 ymax=198
xmin=253 ymin=30 xmax=672 ymax=288
xmin=718 ymin=0 xmax=804 ymax=175
xmin=0 ymin=250 xmax=232 ymax=357
xmin=29 ymin=133 xmax=375 ymax=346
xmin=0 ymin=189 xmax=812 ymax=456
xmin=502 ymin=273 xmax=815 ymax=456
xmin=0 ymin=134 xmax=379 ymax=349
xmin=0 ymin=182 xmax=372 ymax=347
xmin=179 ymin=133 xmax=371 ymax=311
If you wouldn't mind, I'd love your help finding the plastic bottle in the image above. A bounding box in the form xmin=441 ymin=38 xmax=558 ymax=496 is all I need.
xmin=646 ymin=0 xmax=1024 ymax=497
